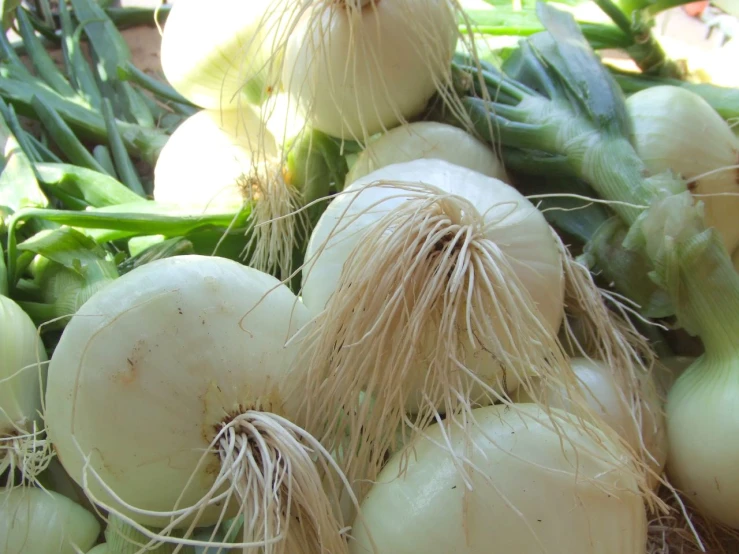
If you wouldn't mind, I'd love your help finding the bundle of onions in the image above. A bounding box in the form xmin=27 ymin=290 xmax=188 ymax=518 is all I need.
xmin=0 ymin=295 xmax=49 ymax=484
xmin=44 ymin=256 xmax=355 ymax=553
xmin=294 ymin=158 xmax=656 ymax=497
xmin=626 ymin=86 xmax=739 ymax=257
xmin=348 ymin=404 xmax=648 ymax=554
xmin=153 ymin=100 xmax=309 ymax=280
xmin=280 ymin=0 xmax=462 ymax=141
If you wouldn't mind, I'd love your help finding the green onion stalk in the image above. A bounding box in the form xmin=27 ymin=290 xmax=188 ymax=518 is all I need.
xmin=444 ymin=1 xmax=739 ymax=529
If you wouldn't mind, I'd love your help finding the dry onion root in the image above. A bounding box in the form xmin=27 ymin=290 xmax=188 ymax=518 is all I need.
xmin=43 ymin=255 xmax=357 ymax=554
xmin=293 ymin=159 xmax=662 ymax=508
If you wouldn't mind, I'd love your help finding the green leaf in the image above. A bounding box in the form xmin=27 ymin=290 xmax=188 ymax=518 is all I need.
xmin=35 ymin=162 xmax=144 ymax=209
xmin=532 ymin=2 xmax=631 ymax=138
xmin=17 ymin=227 xmax=107 ymax=272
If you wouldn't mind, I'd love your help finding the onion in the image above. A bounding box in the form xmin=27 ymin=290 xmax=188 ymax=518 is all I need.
xmin=281 ymin=0 xmax=459 ymax=140
xmin=515 ymin=357 xmax=667 ymax=487
xmin=345 ymin=121 xmax=509 ymax=185
xmin=626 ymin=86 xmax=739 ymax=255
xmin=45 ymin=255 xmax=352 ymax=552
xmin=160 ymin=0 xmax=292 ymax=109
xmin=0 ymin=295 xmax=49 ymax=482
xmin=153 ymin=106 xmax=306 ymax=279
xmin=348 ymin=404 xmax=648 ymax=554
xmin=296 ymin=158 xmax=570 ymax=486
xmin=0 ymin=486 xmax=100 ymax=554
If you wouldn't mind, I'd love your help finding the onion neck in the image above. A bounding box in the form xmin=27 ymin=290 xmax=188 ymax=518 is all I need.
xmin=677 ymin=228 xmax=739 ymax=361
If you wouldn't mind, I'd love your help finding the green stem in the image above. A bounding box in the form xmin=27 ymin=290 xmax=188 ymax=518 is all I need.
xmin=117 ymin=62 xmax=196 ymax=108
xmin=5 ymin=207 xmax=248 ymax=291
xmin=593 ymin=0 xmax=634 ymax=37
xmin=674 ymin=229 xmax=739 ymax=357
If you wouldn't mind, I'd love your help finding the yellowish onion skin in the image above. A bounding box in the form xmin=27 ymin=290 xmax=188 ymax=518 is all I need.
xmin=281 ymin=0 xmax=459 ymax=140
xmin=349 ymin=404 xmax=648 ymax=554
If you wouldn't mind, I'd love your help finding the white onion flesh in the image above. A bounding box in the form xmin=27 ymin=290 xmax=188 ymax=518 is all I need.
xmin=0 ymin=486 xmax=100 ymax=554
xmin=626 ymin=86 xmax=739 ymax=255
xmin=281 ymin=0 xmax=459 ymax=140
xmin=345 ymin=121 xmax=509 ymax=185
xmin=45 ymin=255 xmax=311 ymax=528
xmin=349 ymin=404 xmax=647 ymax=554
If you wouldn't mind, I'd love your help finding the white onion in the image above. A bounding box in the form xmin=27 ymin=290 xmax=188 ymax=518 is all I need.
xmin=281 ymin=0 xmax=459 ymax=140
xmin=516 ymin=357 xmax=667 ymax=487
xmin=0 ymin=295 xmax=48 ymax=479
xmin=45 ymin=255 xmax=350 ymax=552
xmin=153 ymin=105 xmax=306 ymax=279
xmin=0 ymin=486 xmax=100 ymax=554
xmin=160 ymin=0 xmax=291 ymax=109
xmin=294 ymin=158 xmax=570 ymax=492
xmin=349 ymin=404 xmax=648 ymax=554
xmin=345 ymin=121 xmax=509 ymax=185
xmin=153 ymin=107 xmax=277 ymax=212
xmin=626 ymin=86 xmax=739 ymax=255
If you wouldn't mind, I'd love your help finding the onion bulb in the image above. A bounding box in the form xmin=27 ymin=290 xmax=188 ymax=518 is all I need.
xmin=295 ymin=158 xmax=573 ymax=488
xmin=0 ymin=486 xmax=100 ymax=554
xmin=345 ymin=121 xmax=509 ymax=186
xmin=160 ymin=0 xmax=293 ymax=109
xmin=626 ymin=86 xmax=739 ymax=255
xmin=153 ymin=105 xmax=306 ymax=279
xmin=45 ymin=255 xmax=352 ymax=552
xmin=1 ymin=295 xmax=48 ymax=481
xmin=348 ymin=404 xmax=648 ymax=554
xmin=515 ymin=357 xmax=667 ymax=487
xmin=281 ymin=0 xmax=459 ymax=140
